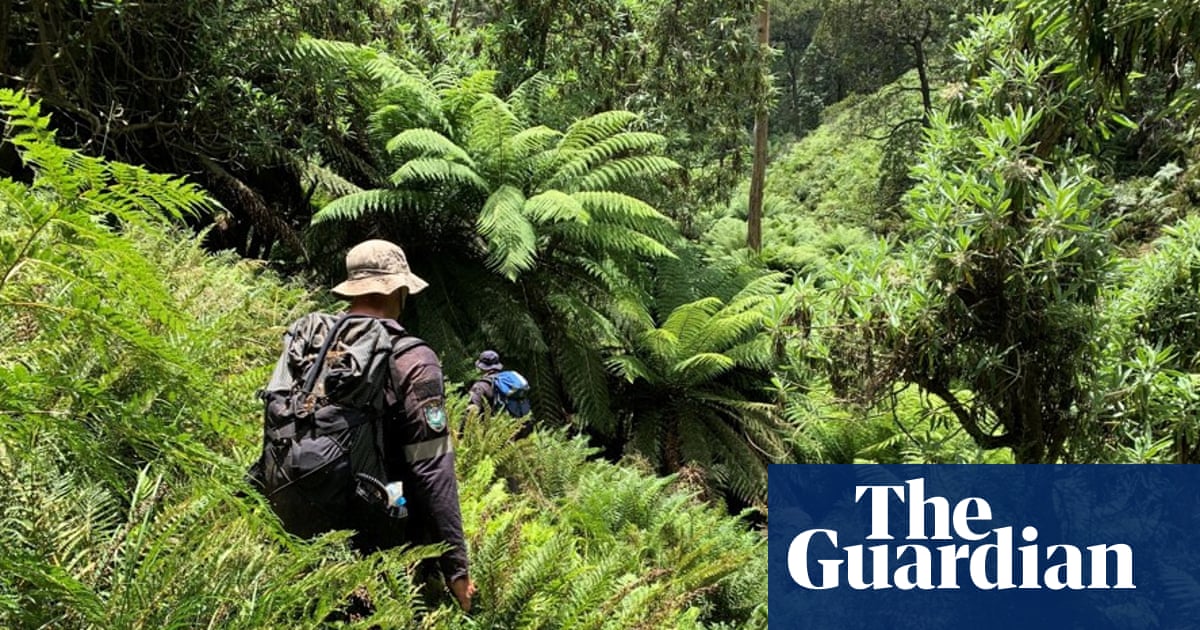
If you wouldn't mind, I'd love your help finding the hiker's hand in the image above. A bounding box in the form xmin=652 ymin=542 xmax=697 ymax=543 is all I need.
xmin=450 ymin=576 xmax=476 ymax=612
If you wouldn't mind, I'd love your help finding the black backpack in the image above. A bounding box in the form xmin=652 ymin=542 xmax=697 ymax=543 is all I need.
xmin=249 ymin=312 xmax=424 ymax=544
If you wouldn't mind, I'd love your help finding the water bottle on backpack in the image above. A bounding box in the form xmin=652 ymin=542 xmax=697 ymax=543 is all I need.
xmin=385 ymin=481 xmax=408 ymax=519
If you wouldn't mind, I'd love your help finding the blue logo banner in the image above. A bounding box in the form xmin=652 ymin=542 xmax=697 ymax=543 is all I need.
xmin=768 ymin=465 xmax=1200 ymax=630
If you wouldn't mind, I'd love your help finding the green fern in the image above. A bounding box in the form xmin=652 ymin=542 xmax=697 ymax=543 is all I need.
xmin=390 ymin=156 xmax=490 ymax=190
xmin=477 ymin=185 xmax=536 ymax=279
xmin=311 ymin=188 xmax=433 ymax=223
xmin=557 ymin=111 xmax=643 ymax=153
xmin=605 ymin=277 xmax=787 ymax=504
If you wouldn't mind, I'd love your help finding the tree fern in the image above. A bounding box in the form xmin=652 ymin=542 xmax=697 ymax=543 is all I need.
xmin=605 ymin=281 xmax=788 ymax=504
xmin=506 ymin=72 xmax=553 ymax=126
xmin=440 ymin=70 xmax=500 ymax=125
xmin=466 ymin=95 xmax=523 ymax=176
xmin=555 ymin=335 xmax=618 ymax=436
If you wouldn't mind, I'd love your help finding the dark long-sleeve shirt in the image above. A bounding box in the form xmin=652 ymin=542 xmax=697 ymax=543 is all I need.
xmin=379 ymin=319 xmax=469 ymax=583
xmin=466 ymin=376 xmax=496 ymax=413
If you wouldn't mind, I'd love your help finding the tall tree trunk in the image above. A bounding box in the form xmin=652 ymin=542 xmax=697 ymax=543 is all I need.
xmin=913 ymin=39 xmax=932 ymax=118
xmin=0 ymin=0 xmax=11 ymax=74
xmin=747 ymin=0 xmax=770 ymax=252
xmin=912 ymin=9 xmax=934 ymax=120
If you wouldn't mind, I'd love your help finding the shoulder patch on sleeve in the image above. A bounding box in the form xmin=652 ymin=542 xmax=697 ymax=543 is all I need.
xmin=423 ymin=403 xmax=448 ymax=432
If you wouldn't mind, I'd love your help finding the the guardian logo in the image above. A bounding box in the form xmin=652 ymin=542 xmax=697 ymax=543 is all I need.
xmin=788 ymin=478 xmax=1135 ymax=591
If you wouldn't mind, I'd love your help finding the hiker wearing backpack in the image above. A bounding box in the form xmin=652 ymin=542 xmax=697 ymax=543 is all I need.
xmin=466 ymin=350 xmax=532 ymax=422
xmin=252 ymin=239 xmax=475 ymax=612
xmin=465 ymin=350 xmax=502 ymax=418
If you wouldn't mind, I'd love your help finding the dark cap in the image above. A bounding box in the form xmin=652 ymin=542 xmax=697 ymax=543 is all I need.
xmin=475 ymin=350 xmax=502 ymax=372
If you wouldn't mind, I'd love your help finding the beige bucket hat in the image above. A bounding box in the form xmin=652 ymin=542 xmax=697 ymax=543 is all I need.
xmin=331 ymin=239 xmax=429 ymax=298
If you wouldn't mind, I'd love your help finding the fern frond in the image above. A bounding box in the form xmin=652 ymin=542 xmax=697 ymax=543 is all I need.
xmin=319 ymin=135 xmax=387 ymax=188
xmin=311 ymin=188 xmax=433 ymax=223
xmin=672 ymin=352 xmax=737 ymax=384
xmin=701 ymin=415 xmax=770 ymax=504
xmin=611 ymin=583 xmax=672 ymax=627
xmin=558 ymin=111 xmax=642 ymax=153
xmin=556 ymin=338 xmax=616 ymax=436
xmin=550 ymin=132 xmax=668 ymax=188
xmin=506 ymin=72 xmax=551 ymax=125
xmin=575 ymin=156 xmax=682 ymax=191
xmin=466 ymin=94 xmax=519 ymax=158
xmin=571 ymin=257 xmax=655 ymax=332
xmin=477 ymin=185 xmax=535 ymax=279
xmin=0 ymin=89 xmax=56 ymax=146
xmin=572 ymin=191 xmax=673 ymax=231
xmin=729 ymin=271 xmax=789 ymax=303
xmin=509 ymin=125 xmax=563 ymax=161
xmin=557 ymin=223 xmax=676 ymax=260
xmin=368 ymin=59 xmax=447 ymax=133
xmin=437 ymin=70 xmax=496 ymax=130
xmin=389 ymin=157 xmax=489 ymax=190
xmin=555 ymin=552 xmax=629 ymax=627
xmin=455 ymin=70 xmax=500 ymax=99
xmin=525 ymin=190 xmax=590 ymax=225
xmin=659 ymin=298 xmax=724 ymax=340
xmin=385 ymin=128 xmax=475 ymax=165
xmin=365 ymin=53 xmax=433 ymax=91
xmin=301 ymin=160 xmax=365 ymax=199
xmin=605 ymin=354 xmax=655 ymax=384
xmin=688 ymin=310 xmax=765 ymax=356
xmin=292 ymin=36 xmax=371 ymax=67
xmin=494 ymin=535 xmax=573 ymax=626
xmin=642 ymin=328 xmax=680 ymax=363
xmin=725 ymin=335 xmax=776 ymax=371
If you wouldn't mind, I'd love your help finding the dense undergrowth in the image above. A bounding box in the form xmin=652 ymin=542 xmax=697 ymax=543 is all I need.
xmin=6 ymin=0 xmax=1200 ymax=621
xmin=0 ymin=90 xmax=765 ymax=628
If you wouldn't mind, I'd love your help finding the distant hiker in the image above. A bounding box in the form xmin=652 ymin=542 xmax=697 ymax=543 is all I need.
xmin=250 ymin=239 xmax=475 ymax=612
xmin=466 ymin=350 xmax=532 ymax=422
xmin=466 ymin=350 xmax=503 ymax=417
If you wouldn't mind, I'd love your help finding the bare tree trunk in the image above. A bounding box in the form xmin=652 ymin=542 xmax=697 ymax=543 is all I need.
xmin=449 ymin=0 xmax=462 ymax=29
xmin=747 ymin=0 xmax=770 ymax=252
xmin=913 ymin=9 xmax=934 ymax=120
xmin=913 ymin=40 xmax=932 ymax=117
xmin=0 ymin=0 xmax=11 ymax=74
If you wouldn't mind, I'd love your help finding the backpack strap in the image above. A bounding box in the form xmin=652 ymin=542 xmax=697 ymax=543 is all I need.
xmin=481 ymin=373 xmax=503 ymax=410
xmin=391 ymin=335 xmax=427 ymax=357
xmin=299 ymin=313 xmax=370 ymax=394
xmin=386 ymin=334 xmax=427 ymax=386
xmin=362 ymin=332 xmax=430 ymax=479
xmin=380 ymin=334 xmax=430 ymax=413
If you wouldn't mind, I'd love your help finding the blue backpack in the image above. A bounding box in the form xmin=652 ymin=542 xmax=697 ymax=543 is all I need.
xmin=488 ymin=370 xmax=532 ymax=418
